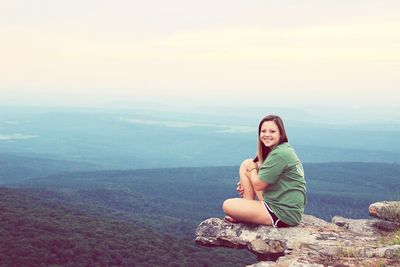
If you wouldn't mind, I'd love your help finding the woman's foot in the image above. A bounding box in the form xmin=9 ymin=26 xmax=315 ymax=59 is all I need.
xmin=224 ymin=215 xmax=239 ymax=223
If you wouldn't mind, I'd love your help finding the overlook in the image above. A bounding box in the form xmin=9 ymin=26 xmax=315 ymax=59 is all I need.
xmin=196 ymin=201 xmax=400 ymax=266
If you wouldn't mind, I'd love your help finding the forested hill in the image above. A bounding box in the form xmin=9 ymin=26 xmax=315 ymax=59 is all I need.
xmin=0 ymin=187 xmax=255 ymax=267
xmin=14 ymin=162 xmax=400 ymax=221
xmin=1 ymin=158 xmax=399 ymax=266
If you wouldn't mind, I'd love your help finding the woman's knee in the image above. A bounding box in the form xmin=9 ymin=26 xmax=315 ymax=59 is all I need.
xmin=240 ymin=158 xmax=253 ymax=172
xmin=223 ymin=198 xmax=236 ymax=214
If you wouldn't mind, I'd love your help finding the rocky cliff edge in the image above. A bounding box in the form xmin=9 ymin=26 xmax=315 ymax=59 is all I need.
xmin=195 ymin=201 xmax=400 ymax=266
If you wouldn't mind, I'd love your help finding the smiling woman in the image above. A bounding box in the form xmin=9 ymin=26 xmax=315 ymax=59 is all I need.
xmin=223 ymin=115 xmax=306 ymax=227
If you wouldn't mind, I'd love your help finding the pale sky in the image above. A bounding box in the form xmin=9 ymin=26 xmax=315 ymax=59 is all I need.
xmin=1 ymin=0 xmax=399 ymax=111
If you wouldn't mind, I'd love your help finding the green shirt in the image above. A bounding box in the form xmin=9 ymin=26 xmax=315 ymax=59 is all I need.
xmin=258 ymin=143 xmax=306 ymax=226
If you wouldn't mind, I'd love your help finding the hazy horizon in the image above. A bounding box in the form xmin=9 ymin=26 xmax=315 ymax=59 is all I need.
xmin=1 ymin=0 xmax=399 ymax=118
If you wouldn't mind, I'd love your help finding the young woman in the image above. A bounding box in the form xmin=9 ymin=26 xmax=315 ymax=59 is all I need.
xmin=223 ymin=115 xmax=306 ymax=227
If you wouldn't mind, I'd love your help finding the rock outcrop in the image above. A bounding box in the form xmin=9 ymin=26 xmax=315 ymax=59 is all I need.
xmin=195 ymin=201 xmax=400 ymax=266
xmin=369 ymin=201 xmax=400 ymax=223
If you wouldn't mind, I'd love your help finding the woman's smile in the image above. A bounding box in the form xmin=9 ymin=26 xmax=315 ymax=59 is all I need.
xmin=260 ymin=121 xmax=280 ymax=148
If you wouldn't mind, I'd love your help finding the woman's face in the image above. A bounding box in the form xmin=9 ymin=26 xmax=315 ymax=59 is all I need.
xmin=260 ymin=121 xmax=281 ymax=148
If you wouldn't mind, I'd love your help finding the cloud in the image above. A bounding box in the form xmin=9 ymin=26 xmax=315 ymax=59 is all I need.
xmin=2 ymin=120 xmax=20 ymax=125
xmin=0 ymin=133 xmax=36 ymax=141
xmin=119 ymin=117 xmax=253 ymax=133
xmin=1 ymin=1 xmax=399 ymax=111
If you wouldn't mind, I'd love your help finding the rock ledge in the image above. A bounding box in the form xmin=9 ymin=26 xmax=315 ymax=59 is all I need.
xmin=196 ymin=201 xmax=400 ymax=266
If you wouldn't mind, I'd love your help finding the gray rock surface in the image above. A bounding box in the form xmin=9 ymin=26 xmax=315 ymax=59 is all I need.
xmin=196 ymin=214 xmax=400 ymax=266
xmin=332 ymin=216 xmax=400 ymax=234
xmin=369 ymin=201 xmax=400 ymax=223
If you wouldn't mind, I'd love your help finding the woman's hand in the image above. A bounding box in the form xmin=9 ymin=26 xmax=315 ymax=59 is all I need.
xmin=246 ymin=161 xmax=258 ymax=172
xmin=236 ymin=181 xmax=244 ymax=197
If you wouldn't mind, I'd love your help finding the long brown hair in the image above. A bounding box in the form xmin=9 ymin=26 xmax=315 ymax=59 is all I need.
xmin=255 ymin=115 xmax=288 ymax=163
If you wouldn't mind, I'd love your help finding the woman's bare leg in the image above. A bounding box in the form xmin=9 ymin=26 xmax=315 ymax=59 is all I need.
xmin=223 ymin=198 xmax=272 ymax=225
xmin=222 ymin=159 xmax=271 ymax=225
xmin=240 ymin=159 xmax=263 ymax=201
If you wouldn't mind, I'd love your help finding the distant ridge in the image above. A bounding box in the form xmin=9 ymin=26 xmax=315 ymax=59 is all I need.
xmin=0 ymin=153 xmax=100 ymax=184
